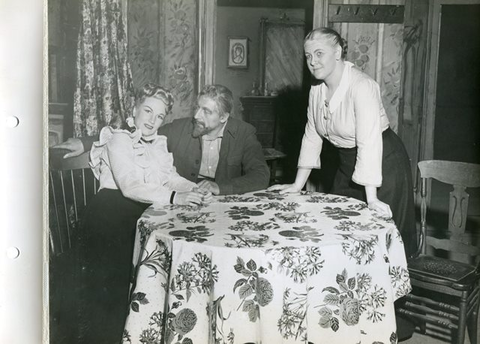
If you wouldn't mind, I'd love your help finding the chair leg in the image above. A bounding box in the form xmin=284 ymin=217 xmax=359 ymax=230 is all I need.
xmin=467 ymin=301 xmax=479 ymax=344
xmin=457 ymin=296 xmax=468 ymax=344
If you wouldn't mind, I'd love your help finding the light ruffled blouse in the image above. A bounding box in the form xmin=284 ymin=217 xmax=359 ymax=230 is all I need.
xmin=89 ymin=125 xmax=197 ymax=205
xmin=297 ymin=62 xmax=390 ymax=187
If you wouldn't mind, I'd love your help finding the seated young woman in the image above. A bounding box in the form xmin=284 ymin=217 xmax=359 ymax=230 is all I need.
xmin=76 ymin=83 xmax=212 ymax=343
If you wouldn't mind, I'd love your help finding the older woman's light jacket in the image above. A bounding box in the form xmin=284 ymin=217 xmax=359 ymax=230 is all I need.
xmin=298 ymin=62 xmax=390 ymax=187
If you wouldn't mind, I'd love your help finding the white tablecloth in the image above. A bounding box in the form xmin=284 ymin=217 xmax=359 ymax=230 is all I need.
xmin=123 ymin=190 xmax=411 ymax=344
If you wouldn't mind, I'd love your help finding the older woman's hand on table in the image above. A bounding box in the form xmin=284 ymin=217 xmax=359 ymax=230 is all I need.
xmin=367 ymin=198 xmax=393 ymax=218
xmin=267 ymin=183 xmax=302 ymax=194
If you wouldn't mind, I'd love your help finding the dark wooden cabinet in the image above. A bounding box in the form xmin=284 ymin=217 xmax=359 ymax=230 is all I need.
xmin=240 ymin=96 xmax=286 ymax=184
xmin=240 ymin=96 xmax=278 ymax=149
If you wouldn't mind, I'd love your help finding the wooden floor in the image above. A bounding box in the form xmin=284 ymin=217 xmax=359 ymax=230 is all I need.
xmin=403 ymin=317 xmax=479 ymax=344
xmin=48 ymin=249 xmax=81 ymax=343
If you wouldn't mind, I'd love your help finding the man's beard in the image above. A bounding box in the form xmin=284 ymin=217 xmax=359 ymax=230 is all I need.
xmin=192 ymin=119 xmax=212 ymax=138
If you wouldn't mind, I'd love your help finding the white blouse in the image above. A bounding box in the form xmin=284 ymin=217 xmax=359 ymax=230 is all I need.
xmin=297 ymin=62 xmax=390 ymax=187
xmin=90 ymin=126 xmax=197 ymax=205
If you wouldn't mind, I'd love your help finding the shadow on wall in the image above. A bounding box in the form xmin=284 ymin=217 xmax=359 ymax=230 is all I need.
xmin=274 ymin=87 xmax=339 ymax=192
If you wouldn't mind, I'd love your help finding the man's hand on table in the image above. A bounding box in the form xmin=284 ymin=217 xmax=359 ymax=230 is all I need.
xmin=52 ymin=137 xmax=85 ymax=158
xmin=197 ymin=180 xmax=220 ymax=195
xmin=175 ymin=189 xmax=212 ymax=206
xmin=267 ymin=183 xmax=302 ymax=194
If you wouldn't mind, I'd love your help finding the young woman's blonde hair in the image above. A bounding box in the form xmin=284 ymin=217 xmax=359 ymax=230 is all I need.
xmin=110 ymin=83 xmax=174 ymax=131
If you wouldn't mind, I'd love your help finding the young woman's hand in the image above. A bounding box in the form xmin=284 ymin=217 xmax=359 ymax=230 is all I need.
xmin=174 ymin=190 xmax=206 ymax=206
xmin=196 ymin=180 xmax=220 ymax=195
xmin=367 ymin=199 xmax=393 ymax=218
xmin=267 ymin=184 xmax=302 ymax=194
xmin=53 ymin=137 xmax=85 ymax=158
xmin=195 ymin=188 xmax=214 ymax=204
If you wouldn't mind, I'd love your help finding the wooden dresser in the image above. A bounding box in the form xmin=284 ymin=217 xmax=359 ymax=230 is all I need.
xmin=240 ymin=96 xmax=286 ymax=184
xmin=240 ymin=96 xmax=278 ymax=148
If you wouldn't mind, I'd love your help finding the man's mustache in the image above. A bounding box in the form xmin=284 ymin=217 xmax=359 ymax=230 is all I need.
xmin=192 ymin=118 xmax=205 ymax=128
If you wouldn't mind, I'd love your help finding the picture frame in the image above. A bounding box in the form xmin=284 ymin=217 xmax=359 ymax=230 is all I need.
xmin=227 ymin=36 xmax=248 ymax=69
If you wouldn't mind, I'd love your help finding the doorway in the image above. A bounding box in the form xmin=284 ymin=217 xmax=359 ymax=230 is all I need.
xmin=424 ymin=0 xmax=480 ymax=238
xmin=433 ymin=4 xmax=480 ymax=164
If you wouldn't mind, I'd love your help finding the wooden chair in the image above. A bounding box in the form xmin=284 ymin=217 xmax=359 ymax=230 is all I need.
xmin=397 ymin=160 xmax=480 ymax=344
xmin=49 ymin=148 xmax=97 ymax=255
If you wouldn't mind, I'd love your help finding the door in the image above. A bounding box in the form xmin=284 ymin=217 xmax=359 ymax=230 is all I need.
xmin=433 ymin=4 xmax=480 ymax=164
xmin=423 ymin=0 xmax=480 ymax=240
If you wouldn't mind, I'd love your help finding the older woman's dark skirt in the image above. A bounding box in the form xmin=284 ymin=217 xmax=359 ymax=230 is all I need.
xmin=330 ymin=128 xmax=417 ymax=258
xmin=77 ymin=188 xmax=149 ymax=343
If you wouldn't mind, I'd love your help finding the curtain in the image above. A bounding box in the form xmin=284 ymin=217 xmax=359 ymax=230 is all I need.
xmin=73 ymin=0 xmax=134 ymax=137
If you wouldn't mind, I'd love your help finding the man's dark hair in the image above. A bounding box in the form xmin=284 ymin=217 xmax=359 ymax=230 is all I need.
xmin=198 ymin=84 xmax=234 ymax=116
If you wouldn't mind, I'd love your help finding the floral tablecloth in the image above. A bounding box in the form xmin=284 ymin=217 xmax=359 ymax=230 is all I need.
xmin=123 ymin=190 xmax=411 ymax=344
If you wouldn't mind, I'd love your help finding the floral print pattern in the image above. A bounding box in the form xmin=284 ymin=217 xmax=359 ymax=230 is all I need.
xmin=73 ymin=0 xmax=134 ymax=137
xmin=171 ymin=253 xmax=219 ymax=302
xmin=124 ymin=191 xmax=411 ymax=343
xmin=318 ymin=268 xmax=387 ymax=333
xmin=128 ymin=0 xmax=198 ymax=120
xmin=233 ymin=257 xmax=273 ymax=321
xmin=278 ymin=287 xmax=313 ymax=340
xmin=267 ymin=246 xmax=324 ymax=283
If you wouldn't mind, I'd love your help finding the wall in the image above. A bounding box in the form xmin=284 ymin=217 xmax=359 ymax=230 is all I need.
xmin=330 ymin=0 xmax=405 ymax=132
xmin=47 ymin=0 xmax=80 ymax=142
xmin=128 ymin=0 xmax=198 ymax=122
xmin=215 ymin=7 xmax=306 ymax=119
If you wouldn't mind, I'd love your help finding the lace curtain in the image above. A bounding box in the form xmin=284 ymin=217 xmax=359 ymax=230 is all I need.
xmin=73 ymin=0 xmax=134 ymax=137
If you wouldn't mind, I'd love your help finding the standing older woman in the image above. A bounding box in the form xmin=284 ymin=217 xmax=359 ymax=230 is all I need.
xmin=77 ymin=83 xmax=211 ymax=343
xmin=269 ymin=27 xmax=416 ymax=258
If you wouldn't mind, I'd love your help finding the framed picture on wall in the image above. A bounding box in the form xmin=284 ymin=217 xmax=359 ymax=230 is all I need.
xmin=227 ymin=36 xmax=248 ymax=68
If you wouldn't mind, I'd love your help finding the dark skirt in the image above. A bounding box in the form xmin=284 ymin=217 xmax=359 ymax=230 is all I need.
xmin=330 ymin=128 xmax=417 ymax=258
xmin=77 ymin=188 xmax=149 ymax=343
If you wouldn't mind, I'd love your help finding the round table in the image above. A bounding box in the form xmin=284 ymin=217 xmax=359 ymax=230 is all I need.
xmin=123 ymin=190 xmax=411 ymax=344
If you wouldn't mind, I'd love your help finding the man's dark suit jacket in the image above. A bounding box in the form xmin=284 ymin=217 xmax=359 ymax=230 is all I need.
xmin=158 ymin=117 xmax=269 ymax=195
xmin=81 ymin=117 xmax=270 ymax=195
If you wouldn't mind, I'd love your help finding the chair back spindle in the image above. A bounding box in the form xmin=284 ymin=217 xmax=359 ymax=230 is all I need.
xmin=49 ymin=149 xmax=97 ymax=255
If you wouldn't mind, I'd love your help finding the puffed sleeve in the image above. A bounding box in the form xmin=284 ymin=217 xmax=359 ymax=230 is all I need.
xmin=297 ymin=86 xmax=323 ymax=169
xmin=351 ymin=78 xmax=384 ymax=186
xmin=105 ymin=131 xmax=182 ymax=204
xmin=89 ymin=126 xmax=118 ymax=180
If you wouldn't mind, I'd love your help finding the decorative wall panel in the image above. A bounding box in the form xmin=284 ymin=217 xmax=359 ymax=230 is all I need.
xmin=128 ymin=0 xmax=198 ymax=120
xmin=164 ymin=0 xmax=198 ymax=120
xmin=379 ymin=24 xmax=403 ymax=132
xmin=331 ymin=0 xmax=405 ymax=132
xmin=128 ymin=0 xmax=162 ymax=87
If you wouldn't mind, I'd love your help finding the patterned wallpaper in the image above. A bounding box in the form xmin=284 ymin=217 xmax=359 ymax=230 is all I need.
xmin=128 ymin=0 xmax=162 ymax=87
xmin=330 ymin=0 xmax=405 ymax=132
xmin=128 ymin=0 xmax=198 ymax=121
xmin=333 ymin=21 xmax=403 ymax=132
